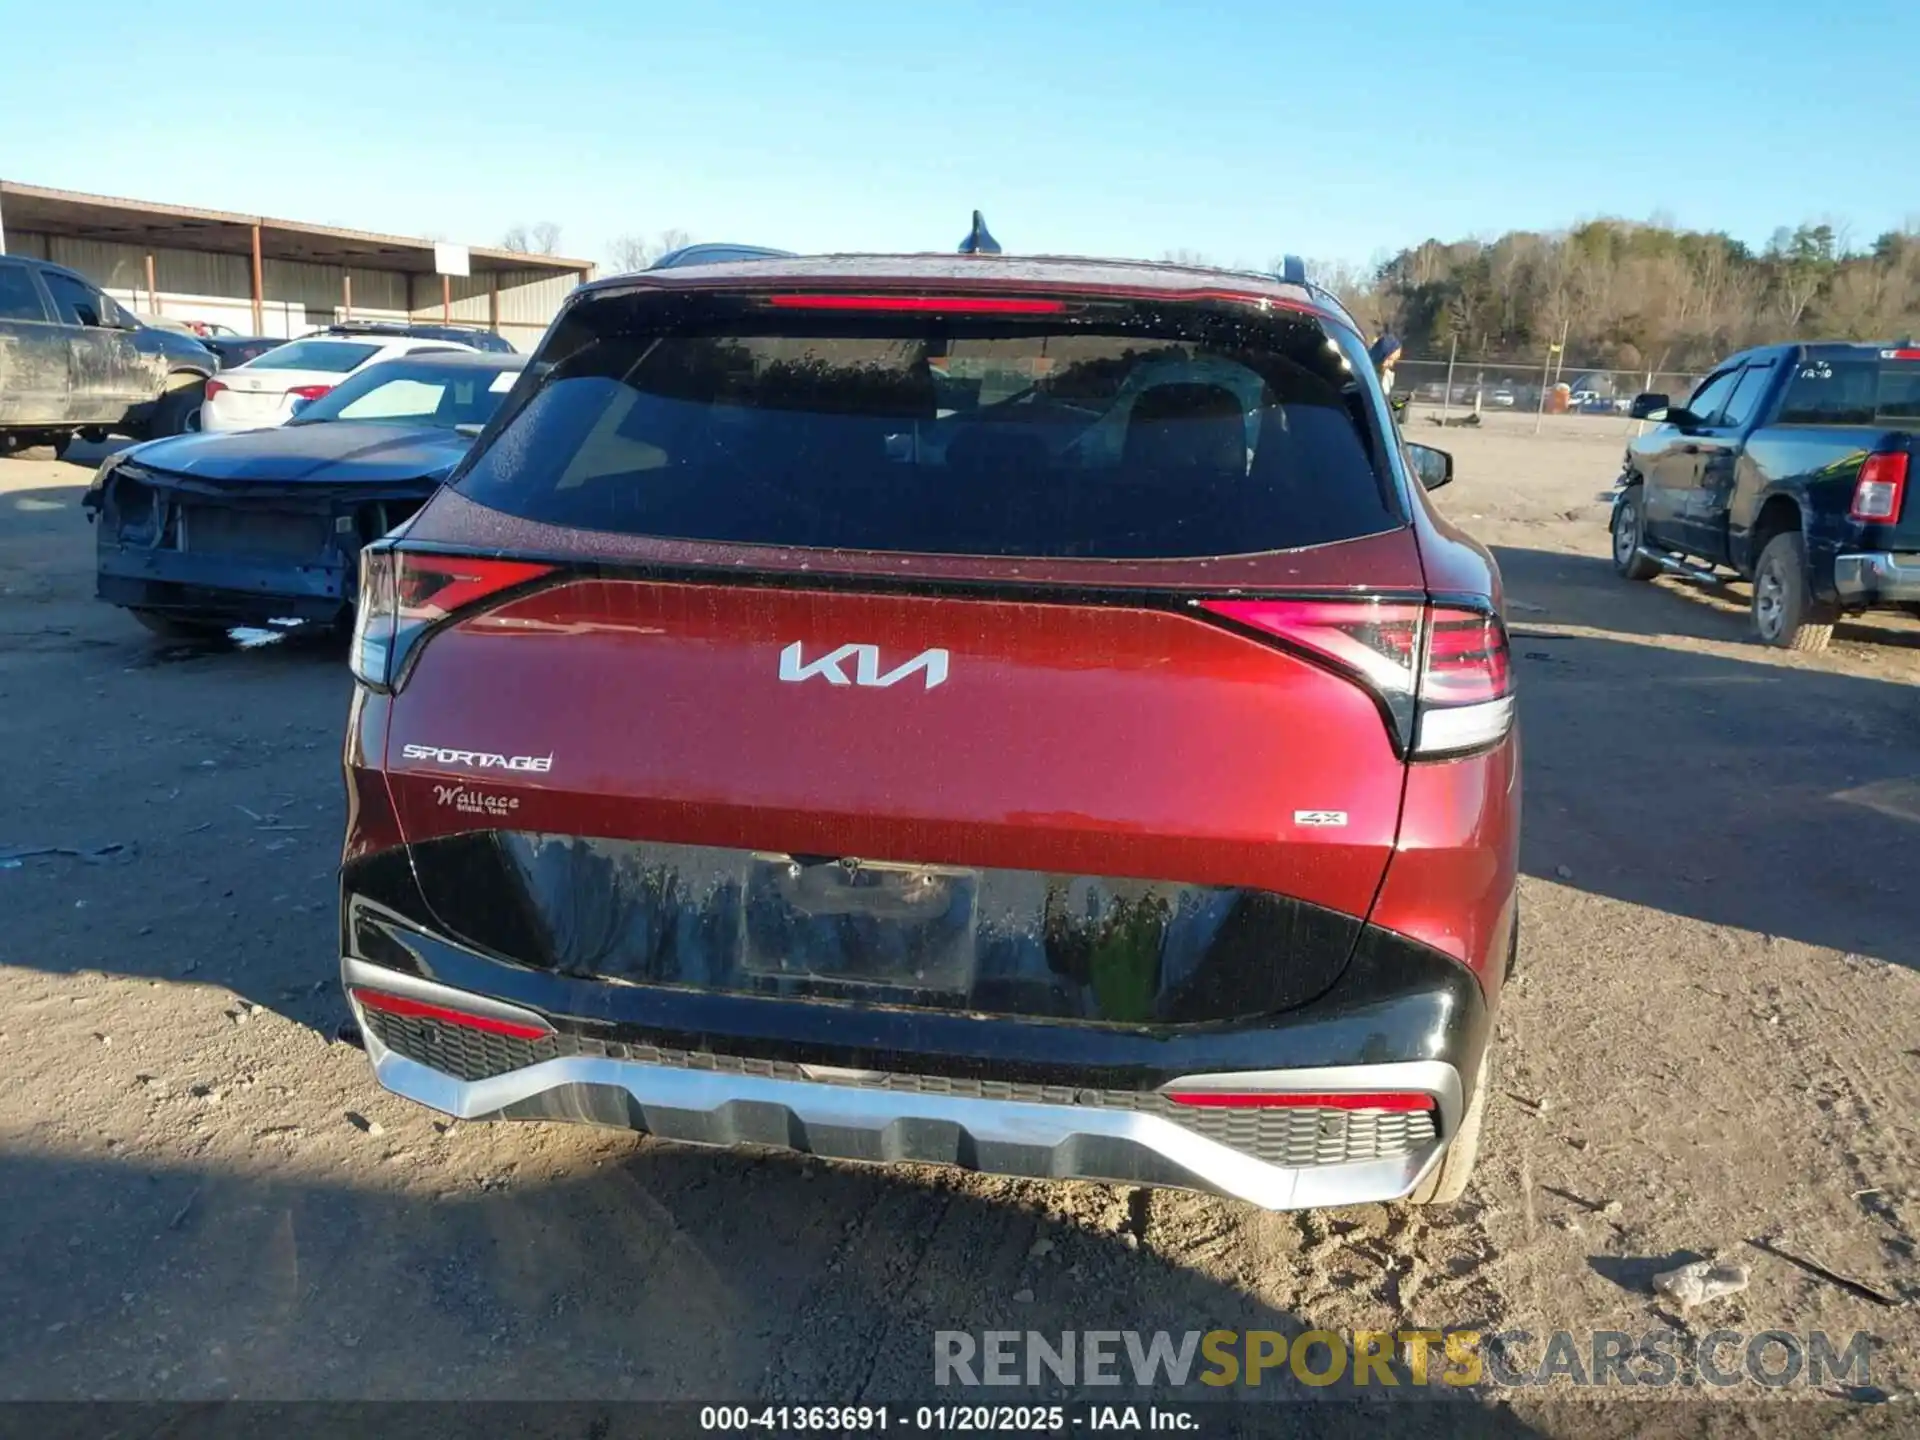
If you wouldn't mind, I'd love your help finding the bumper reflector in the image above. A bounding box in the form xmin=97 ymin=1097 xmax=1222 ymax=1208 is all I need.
xmin=351 ymin=987 xmax=550 ymax=1041
xmin=1164 ymin=1090 xmax=1435 ymax=1111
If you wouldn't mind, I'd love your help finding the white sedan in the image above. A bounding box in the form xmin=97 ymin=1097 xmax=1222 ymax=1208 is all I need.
xmin=199 ymin=335 xmax=475 ymax=433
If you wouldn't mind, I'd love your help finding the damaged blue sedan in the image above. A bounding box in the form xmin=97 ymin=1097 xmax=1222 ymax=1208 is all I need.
xmin=83 ymin=350 xmax=526 ymax=637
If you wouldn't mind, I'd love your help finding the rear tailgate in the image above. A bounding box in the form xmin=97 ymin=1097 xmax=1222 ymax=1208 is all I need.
xmin=389 ymin=569 xmax=1412 ymax=892
xmin=384 ymin=564 xmax=1418 ymax=1024
xmin=370 ymin=281 xmax=1432 ymax=1024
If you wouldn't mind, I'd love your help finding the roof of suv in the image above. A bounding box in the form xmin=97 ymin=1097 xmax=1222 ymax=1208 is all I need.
xmin=320 ymin=321 xmax=515 ymax=352
xmin=578 ymin=252 xmax=1349 ymax=327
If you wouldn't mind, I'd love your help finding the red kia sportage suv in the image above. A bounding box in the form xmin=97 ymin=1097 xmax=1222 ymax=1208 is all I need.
xmin=339 ymin=251 xmax=1519 ymax=1210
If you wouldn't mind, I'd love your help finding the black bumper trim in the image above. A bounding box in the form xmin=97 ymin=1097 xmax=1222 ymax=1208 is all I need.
xmin=341 ymin=856 xmax=1491 ymax=1094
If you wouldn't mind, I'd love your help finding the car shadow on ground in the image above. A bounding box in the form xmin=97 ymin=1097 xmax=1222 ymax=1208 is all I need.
xmin=0 ymin=1144 xmax=1551 ymax=1431
xmin=1504 ymin=544 xmax=1920 ymax=970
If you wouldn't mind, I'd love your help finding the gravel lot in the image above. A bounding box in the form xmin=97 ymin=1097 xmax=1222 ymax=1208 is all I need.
xmin=2 ymin=415 xmax=1916 ymax=1429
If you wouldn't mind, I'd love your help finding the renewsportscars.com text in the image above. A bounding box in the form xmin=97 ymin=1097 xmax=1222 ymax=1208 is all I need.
xmin=934 ymin=1328 xmax=1874 ymax=1390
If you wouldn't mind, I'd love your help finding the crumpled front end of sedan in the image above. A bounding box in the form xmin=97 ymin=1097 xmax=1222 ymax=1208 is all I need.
xmin=84 ymin=453 xmax=433 ymax=629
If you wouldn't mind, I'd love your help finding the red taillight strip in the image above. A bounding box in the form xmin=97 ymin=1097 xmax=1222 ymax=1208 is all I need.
xmin=1197 ymin=597 xmax=1425 ymax=698
xmin=1165 ymin=1090 xmax=1436 ymax=1112
xmin=399 ymin=555 xmax=557 ymax=616
xmin=766 ymin=293 xmax=1068 ymax=314
xmin=351 ymin=987 xmax=551 ymax=1041
xmin=1880 ymin=349 xmax=1920 ymax=361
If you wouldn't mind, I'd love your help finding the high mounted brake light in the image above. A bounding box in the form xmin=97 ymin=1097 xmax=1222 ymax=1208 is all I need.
xmin=350 ymin=545 xmax=555 ymax=691
xmin=765 ymin=294 xmax=1068 ymax=315
xmin=1197 ymin=597 xmax=1514 ymax=758
xmin=1850 ymin=452 xmax=1909 ymax=524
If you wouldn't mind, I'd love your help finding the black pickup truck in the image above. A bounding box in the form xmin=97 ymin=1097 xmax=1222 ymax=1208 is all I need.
xmin=1610 ymin=342 xmax=1920 ymax=651
xmin=0 ymin=254 xmax=219 ymax=457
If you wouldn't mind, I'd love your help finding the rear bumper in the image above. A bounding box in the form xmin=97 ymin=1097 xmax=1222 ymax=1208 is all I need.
xmin=339 ymin=890 xmax=1494 ymax=1210
xmin=1833 ymin=551 xmax=1920 ymax=606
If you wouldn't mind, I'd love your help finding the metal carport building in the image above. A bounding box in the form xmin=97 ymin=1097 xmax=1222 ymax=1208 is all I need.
xmin=0 ymin=181 xmax=594 ymax=352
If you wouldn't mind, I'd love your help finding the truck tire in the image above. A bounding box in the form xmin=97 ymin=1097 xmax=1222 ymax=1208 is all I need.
xmin=1611 ymin=484 xmax=1661 ymax=580
xmin=1407 ymin=1044 xmax=1491 ymax=1207
xmin=151 ymin=380 xmax=206 ymax=439
xmin=1752 ymin=531 xmax=1837 ymax=652
xmin=2 ymin=432 xmax=61 ymax=461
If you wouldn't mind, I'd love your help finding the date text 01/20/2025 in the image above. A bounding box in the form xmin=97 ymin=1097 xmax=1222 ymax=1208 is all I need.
xmin=698 ymin=1405 xmax=1199 ymax=1432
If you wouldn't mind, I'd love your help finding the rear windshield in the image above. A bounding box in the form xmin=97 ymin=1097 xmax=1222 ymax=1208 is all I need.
xmin=292 ymin=358 xmax=521 ymax=428
xmin=244 ymin=339 xmax=381 ymax=373
xmin=1777 ymin=354 xmax=1920 ymax=425
xmin=454 ymin=292 xmax=1401 ymax=559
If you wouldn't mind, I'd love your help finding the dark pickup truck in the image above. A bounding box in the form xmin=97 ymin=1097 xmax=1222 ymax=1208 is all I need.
xmin=1610 ymin=342 xmax=1920 ymax=651
xmin=0 ymin=254 xmax=219 ymax=456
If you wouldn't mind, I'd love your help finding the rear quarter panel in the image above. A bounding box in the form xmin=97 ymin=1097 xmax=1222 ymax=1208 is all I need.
xmin=1366 ymin=486 xmax=1517 ymax=995
xmin=1406 ymin=478 xmax=1503 ymax=607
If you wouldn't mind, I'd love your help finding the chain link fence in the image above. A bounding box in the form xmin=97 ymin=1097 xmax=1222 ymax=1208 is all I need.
xmin=1392 ymin=356 xmax=1704 ymax=432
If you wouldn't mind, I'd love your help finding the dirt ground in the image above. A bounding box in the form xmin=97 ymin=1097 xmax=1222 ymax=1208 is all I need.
xmin=1 ymin=415 xmax=1916 ymax=1430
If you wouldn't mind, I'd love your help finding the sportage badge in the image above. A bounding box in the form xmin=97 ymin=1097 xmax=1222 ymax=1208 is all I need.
xmin=401 ymin=744 xmax=553 ymax=773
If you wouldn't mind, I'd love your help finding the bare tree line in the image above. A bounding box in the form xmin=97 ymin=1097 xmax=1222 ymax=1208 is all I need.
xmin=1364 ymin=219 xmax=1920 ymax=370
xmin=1167 ymin=223 xmax=1920 ymax=372
xmin=606 ymin=229 xmax=693 ymax=274
xmin=499 ymin=221 xmax=565 ymax=256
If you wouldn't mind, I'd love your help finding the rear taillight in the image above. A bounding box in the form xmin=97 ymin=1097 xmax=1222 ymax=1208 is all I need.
xmin=287 ymin=384 xmax=333 ymax=402
xmin=1197 ymin=597 xmax=1514 ymax=759
xmin=350 ymin=544 xmax=555 ymax=691
xmin=204 ymin=379 xmax=227 ymax=399
xmin=1850 ymin=452 xmax=1909 ymax=524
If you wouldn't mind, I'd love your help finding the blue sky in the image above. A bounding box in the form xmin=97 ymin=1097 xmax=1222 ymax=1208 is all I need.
xmin=6 ymin=0 xmax=1917 ymax=269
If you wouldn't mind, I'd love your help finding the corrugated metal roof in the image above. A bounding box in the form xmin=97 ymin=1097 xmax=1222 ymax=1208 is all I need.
xmin=0 ymin=179 xmax=593 ymax=277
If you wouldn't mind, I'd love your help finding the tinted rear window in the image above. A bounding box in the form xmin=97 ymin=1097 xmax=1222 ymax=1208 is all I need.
xmin=1778 ymin=354 xmax=1920 ymax=424
xmin=246 ymin=340 xmax=381 ymax=373
xmin=455 ymin=292 xmax=1401 ymax=559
